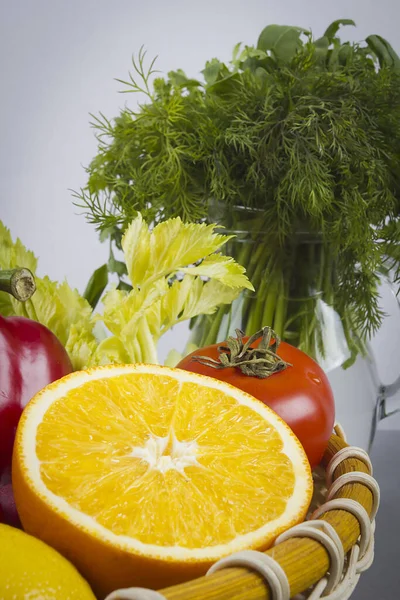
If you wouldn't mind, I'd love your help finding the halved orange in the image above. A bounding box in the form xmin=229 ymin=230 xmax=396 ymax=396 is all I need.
xmin=13 ymin=364 xmax=312 ymax=597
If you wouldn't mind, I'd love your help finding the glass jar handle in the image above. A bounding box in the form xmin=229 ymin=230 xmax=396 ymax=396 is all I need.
xmin=380 ymin=377 xmax=400 ymax=419
xmin=376 ymin=273 xmax=400 ymax=421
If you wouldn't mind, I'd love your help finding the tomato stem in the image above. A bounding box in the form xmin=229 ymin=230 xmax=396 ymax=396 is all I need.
xmin=192 ymin=326 xmax=292 ymax=379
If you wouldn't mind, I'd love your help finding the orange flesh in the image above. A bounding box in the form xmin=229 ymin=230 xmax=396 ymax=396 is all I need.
xmin=36 ymin=373 xmax=296 ymax=548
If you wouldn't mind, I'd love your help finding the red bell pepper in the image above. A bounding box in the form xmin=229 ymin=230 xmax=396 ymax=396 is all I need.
xmin=0 ymin=269 xmax=73 ymax=525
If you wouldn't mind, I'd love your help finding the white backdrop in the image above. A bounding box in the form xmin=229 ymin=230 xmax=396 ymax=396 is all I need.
xmin=1 ymin=0 xmax=400 ymax=428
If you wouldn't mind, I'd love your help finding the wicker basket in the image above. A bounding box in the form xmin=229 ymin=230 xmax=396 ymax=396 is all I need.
xmin=106 ymin=425 xmax=379 ymax=600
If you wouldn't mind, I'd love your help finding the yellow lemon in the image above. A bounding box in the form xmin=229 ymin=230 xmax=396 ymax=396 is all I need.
xmin=0 ymin=523 xmax=95 ymax=599
xmin=13 ymin=364 xmax=312 ymax=597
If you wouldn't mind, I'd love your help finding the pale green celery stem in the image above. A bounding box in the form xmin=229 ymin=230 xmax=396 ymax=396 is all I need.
xmin=139 ymin=318 xmax=159 ymax=365
xmin=136 ymin=319 xmax=159 ymax=364
xmin=25 ymin=298 xmax=40 ymax=323
xmin=17 ymin=296 xmax=38 ymax=323
xmin=132 ymin=338 xmax=143 ymax=363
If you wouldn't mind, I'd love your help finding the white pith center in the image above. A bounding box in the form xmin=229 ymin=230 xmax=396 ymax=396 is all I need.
xmin=129 ymin=431 xmax=201 ymax=475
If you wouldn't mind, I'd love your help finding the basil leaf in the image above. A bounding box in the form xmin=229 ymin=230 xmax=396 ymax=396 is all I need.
xmin=83 ymin=264 xmax=108 ymax=309
xmin=257 ymin=25 xmax=307 ymax=62
xmin=314 ymin=36 xmax=330 ymax=64
xmin=323 ymin=19 xmax=356 ymax=43
xmin=338 ymin=44 xmax=352 ymax=65
xmin=207 ymin=72 xmax=241 ymax=96
xmin=202 ymin=59 xmax=228 ymax=85
xmin=367 ymin=35 xmax=400 ymax=70
xmin=168 ymin=69 xmax=202 ymax=89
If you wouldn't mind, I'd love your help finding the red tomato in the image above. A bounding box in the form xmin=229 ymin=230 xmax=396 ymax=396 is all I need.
xmin=177 ymin=335 xmax=335 ymax=467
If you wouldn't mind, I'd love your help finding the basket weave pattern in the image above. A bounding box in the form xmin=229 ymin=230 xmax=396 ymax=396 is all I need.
xmin=105 ymin=425 xmax=380 ymax=600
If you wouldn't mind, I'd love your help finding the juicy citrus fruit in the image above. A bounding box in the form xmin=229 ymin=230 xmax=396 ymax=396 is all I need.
xmin=0 ymin=523 xmax=95 ymax=599
xmin=13 ymin=364 xmax=312 ymax=596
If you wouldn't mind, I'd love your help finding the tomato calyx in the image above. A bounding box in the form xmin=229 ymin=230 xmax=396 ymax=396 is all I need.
xmin=191 ymin=327 xmax=292 ymax=379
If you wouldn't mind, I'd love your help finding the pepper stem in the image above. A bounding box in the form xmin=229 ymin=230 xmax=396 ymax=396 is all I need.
xmin=192 ymin=326 xmax=292 ymax=379
xmin=0 ymin=268 xmax=36 ymax=301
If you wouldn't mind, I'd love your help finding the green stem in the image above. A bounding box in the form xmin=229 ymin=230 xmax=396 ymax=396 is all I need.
xmin=187 ymin=241 xmax=256 ymax=349
xmin=294 ymin=242 xmax=322 ymax=357
xmin=314 ymin=245 xmax=329 ymax=358
xmin=234 ymin=241 xmax=253 ymax=274
xmin=242 ymin=245 xmax=272 ymax=330
xmin=0 ymin=268 xmax=36 ymax=301
xmin=203 ymin=305 xmax=227 ymax=346
xmin=137 ymin=318 xmax=159 ymax=364
xmin=187 ymin=313 xmax=208 ymax=347
xmin=243 ymin=240 xmax=266 ymax=282
xmin=341 ymin=308 xmax=363 ymax=367
xmin=303 ymin=244 xmax=321 ymax=349
xmin=322 ymin=246 xmax=334 ymax=306
xmin=133 ymin=339 xmax=143 ymax=362
xmin=273 ymin=273 xmax=288 ymax=340
xmin=250 ymin=247 xmax=269 ymax=289
xmin=193 ymin=314 xmax=213 ymax=349
xmin=317 ymin=244 xmax=326 ymax=294
xmin=246 ymin=279 xmax=267 ymax=334
xmin=261 ymin=270 xmax=279 ymax=329
xmin=193 ymin=327 xmax=291 ymax=378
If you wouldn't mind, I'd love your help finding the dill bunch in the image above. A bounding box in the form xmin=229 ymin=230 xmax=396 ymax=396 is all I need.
xmin=75 ymin=20 xmax=400 ymax=365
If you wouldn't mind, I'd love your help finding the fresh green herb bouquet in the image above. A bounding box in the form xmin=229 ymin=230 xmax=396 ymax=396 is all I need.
xmin=76 ymin=19 xmax=400 ymax=367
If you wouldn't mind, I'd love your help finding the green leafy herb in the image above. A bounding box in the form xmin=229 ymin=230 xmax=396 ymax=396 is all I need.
xmin=75 ymin=18 xmax=400 ymax=363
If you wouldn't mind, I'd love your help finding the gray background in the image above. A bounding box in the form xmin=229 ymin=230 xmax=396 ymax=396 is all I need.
xmin=1 ymin=2 xmax=399 ymax=597
xmin=1 ymin=0 xmax=399 ymax=290
xmin=351 ymin=430 xmax=400 ymax=599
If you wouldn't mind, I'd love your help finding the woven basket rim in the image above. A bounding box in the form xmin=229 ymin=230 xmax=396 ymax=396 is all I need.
xmin=150 ymin=432 xmax=376 ymax=600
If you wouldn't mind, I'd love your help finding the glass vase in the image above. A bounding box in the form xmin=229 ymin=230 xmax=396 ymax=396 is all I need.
xmin=186 ymin=202 xmax=400 ymax=449
xmin=189 ymin=202 xmax=356 ymax=368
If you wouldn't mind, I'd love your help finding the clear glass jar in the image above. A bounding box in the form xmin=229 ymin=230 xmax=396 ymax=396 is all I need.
xmin=186 ymin=202 xmax=400 ymax=449
xmin=189 ymin=202 xmax=347 ymax=364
